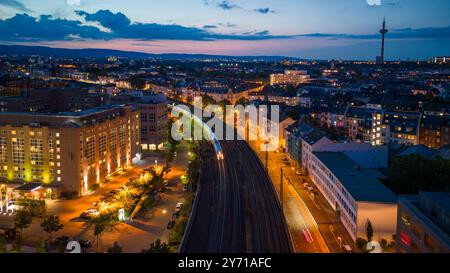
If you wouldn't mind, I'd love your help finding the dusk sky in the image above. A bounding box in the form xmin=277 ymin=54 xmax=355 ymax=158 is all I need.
xmin=0 ymin=0 xmax=449 ymax=60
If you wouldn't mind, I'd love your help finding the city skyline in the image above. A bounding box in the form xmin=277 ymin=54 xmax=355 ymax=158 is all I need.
xmin=0 ymin=0 xmax=449 ymax=60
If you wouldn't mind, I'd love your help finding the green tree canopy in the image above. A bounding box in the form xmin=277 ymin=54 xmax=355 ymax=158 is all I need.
xmin=386 ymin=154 xmax=450 ymax=194
xmin=40 ymin=215 xmax=64 ymax=240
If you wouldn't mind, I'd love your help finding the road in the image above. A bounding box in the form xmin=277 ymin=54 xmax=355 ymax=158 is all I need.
xmin=250 ymin=140 xmax=357 ymax=253
xmin=249 ymin=140 xmax=329 ymax=253
xmin=182 ymin=141 xmax=292 ymax=253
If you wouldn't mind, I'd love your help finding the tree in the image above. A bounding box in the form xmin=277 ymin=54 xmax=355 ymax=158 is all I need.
xmin=141 ymin=239 xmax=170 ymax=253
xmin=93 ymin=221 xmax=106 ymax=250
xmin=366 ymin=220 xmax=374 ymax=242
xmin=40 ymin=215 xmax=64 ymax=241
xmin=107 ymin=242 xmax=122 ymax=253
xmin=11 ymin=235 xmax=23 ymax=253
xmin=0 ymin=235 xmax=6 ymax=253
xmin=36 ymin=238 xmax=46 ymax=253
xmin=386 ymin=154 xmax=450 ymax=194
xmin=15 ymin=210 xmax=32 ymax=235
xmin=235 ymin=97 xmax=249 ymax=106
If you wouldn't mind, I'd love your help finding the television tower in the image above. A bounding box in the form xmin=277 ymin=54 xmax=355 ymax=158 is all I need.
xmin=379 ymin=17 xmax=388 ymax=64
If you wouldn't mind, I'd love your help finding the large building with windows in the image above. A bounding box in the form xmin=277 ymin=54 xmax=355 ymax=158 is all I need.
xmin=133 ymin=93 xmax=168 ymax=151
xmin=109 ymin=90 xmax=168 ymax=151
xmin=269 ymin=70 xmax=311 ymax=86
xmin=301 ymin=134 xmax=397 ymax=242
xmin=397 ymin=192 xmax=450 ymax=253
xmin=0 ymin=105 xmax=141 ymax=196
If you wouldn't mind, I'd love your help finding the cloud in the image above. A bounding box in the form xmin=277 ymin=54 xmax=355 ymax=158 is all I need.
xmin=1 ymin=10 xmax=448 ymax=43
xmin=0 ymin=11 xmax=289 ymax=41
xmin=0 ymin=0 xmax=30 ymax=12
xmin=217 ymin=0 xmax=239 ymax=10
xmin=0 ymin=13 xmax=104 ymax=41
xmin=299 ymin=25 xmax=450 ymax=39
xmin=204 ymin=0 xmax=274 ymax=14
xmin=67 ymin=0 xmax=81 ymax=7
xmin=218 ymin=22 xmax=237 ymax=28
xmin=254 ymin=8 xmax=275 ymax=14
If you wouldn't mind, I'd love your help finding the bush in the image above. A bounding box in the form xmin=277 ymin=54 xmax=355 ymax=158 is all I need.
xmin=60 ymin=191 xmax=79 ymax=200
xmin=107 ymin=242 xmax=122 ymax=253
xmin=356 ymin=238 xmax=368 ymax=252
xmin=89 ymin=183 xmax=101 ymax=192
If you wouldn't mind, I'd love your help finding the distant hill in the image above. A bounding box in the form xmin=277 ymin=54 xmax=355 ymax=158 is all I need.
xmin=0 ymin=44 xmax=299 ymax=61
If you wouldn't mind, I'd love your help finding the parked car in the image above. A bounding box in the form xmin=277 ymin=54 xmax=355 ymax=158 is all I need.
xmin=303 ymin=183 xmax=309 ymax=188
xmin=80 ymin=209 xmax=98 ymax=219
xmin=343 ymin=245 xmax=353 ymax=253
xmin=172 ymin=211 xmax=180 ymax=219
xmin=175 ymin=202 xmax=184 ymax=212
xmin=167 ymin=220 xmax=176 ymax=229
xmin=307 ymin=186 xmax=314 ymax=192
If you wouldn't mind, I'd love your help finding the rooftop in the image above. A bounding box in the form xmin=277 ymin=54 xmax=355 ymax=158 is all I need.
xmin=313 ymin=151 xmax=397 ymax=203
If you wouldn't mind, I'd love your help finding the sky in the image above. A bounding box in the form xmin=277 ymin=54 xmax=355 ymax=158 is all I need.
xmin=0 ymin=0 xmax=449 ymax=60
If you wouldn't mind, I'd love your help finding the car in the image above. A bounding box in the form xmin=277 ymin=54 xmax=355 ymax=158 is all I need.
xmin=172 ymin=211 xmax=180 ymax=219
xmin=182 ymin=185 xmax=189 ymax=192
xmin=285 ymin=162 xmax=291 ymax=166
xmin=312 ymin=190 xmax=319 ymax=196
xmin=80 ymin=209 xmax=98 ymax=219
xmin=296 ymin=171 xmax=302 ymax=175
xmin=163 ymin=180 xmax=170 ymax=187
xmin=175 ymin=202 xmax=184 ymax=212
xmin=343 ymin=245 xmax=353 ymax=253
xmin=109 ymin=189 xmax=120 ymax=195
xmin=100 ymin=195 xmax=115 ymax=202
xmin=307 ymin=186 xmax=314 ymax=192
xmin=303 ymin=183 xmax=309 ymax=188
xmin=282 ymin=158 xmax=288 ymax=162
xmin=167 ymin=220 xmax=176 ymax=229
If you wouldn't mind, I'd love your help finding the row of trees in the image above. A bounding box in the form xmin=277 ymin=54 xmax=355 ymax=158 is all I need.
xmin=385 ymin=154 xmax=450 ymax=194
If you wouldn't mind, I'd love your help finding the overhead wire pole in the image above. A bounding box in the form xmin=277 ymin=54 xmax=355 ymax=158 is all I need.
xmin=280 ymin=167 xmax=284 ymax=212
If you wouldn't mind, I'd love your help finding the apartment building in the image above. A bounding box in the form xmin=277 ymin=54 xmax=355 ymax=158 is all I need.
xmin=269 ymin=70 xmax=311 ymax=86
xmin=397 ymin=192 xmax=450 ymax=253
xmin=382 ymin=111 xmax=421 ymax=146
xmin=346 ymin=107 xmax=384 ymax=146
xmin=133 ymin=93 xmax=168 ymax=151
xmin=419 ymin=112 xmax=450 ymax=149
xmin=0 ymin=105 xmax=141 ymax=197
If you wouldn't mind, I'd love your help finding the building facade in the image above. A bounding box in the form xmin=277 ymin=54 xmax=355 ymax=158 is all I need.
xmin=397 ymin=192 xmax=450 ymax=253
xmin=0 ymin=105 xmax=140 ymax=196
xmin=133 ymin=93 xmax=168 ymax=151
xmin=270 ymin=70 xmax=311 ymax=86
